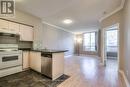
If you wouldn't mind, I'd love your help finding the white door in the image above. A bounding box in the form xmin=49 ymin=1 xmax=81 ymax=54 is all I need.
xmin=22 ymin=51 xmax=29 ymax=70
xmin=30 ymin=52 xmax=41 ymax=72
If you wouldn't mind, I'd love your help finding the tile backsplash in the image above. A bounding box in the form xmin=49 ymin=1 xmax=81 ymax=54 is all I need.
xmin=33 ymin=41 xmax=42 ymax=50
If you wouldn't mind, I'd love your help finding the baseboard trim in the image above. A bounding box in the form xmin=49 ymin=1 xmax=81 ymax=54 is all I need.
xmin=64 ymin=55 xmax=73 ymax=58
xmin=119 ymin=70 xmax=130 ymax=87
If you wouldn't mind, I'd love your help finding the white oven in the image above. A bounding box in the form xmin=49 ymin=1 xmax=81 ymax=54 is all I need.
xmin=0 ymin=51 xmax=22 ymax=70
xmin=0 ymin=44 xmax=22 ymax=77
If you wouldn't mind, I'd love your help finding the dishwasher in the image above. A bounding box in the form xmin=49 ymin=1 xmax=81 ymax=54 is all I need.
xmin=41 ymin=53 xmax=52 ymax=78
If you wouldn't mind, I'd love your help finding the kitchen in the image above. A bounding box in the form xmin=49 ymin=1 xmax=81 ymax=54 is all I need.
xmin=0 ymin=0 xmax=127 ymax=87
xmin=0 ymin=9 xmax=74 ymax=87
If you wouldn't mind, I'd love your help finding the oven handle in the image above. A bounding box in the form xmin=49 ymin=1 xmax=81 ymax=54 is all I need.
xmin=2 ymin=56 xmax=19 ymax=62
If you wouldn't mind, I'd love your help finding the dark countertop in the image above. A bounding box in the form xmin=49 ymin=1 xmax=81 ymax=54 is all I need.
xmin=19 ymin=48 xmax=32 ymax=51
xmin=19 ymin=48 xmax=68 ymax=53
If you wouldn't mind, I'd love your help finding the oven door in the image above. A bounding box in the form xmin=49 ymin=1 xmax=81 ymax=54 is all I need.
xmin=0 ymin=54 xmax=22 ymax=69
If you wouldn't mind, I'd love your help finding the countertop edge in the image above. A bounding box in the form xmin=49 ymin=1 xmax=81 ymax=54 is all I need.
xmin=19 ymin=48 xmax=68 ymax=53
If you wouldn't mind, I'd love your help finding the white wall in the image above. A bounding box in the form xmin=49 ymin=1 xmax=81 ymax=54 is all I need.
xmin=123 ymin=0 xmax=130 ymax=83
xmin=1 ymin=9 xmax=74 ymax=56
xmin=41 ymin=23 xmax=74 ymax=56
xmin=100 ymin=10 xmax=124 ymax=70
xmin=101 ymin=0 xmax=130 ymax=84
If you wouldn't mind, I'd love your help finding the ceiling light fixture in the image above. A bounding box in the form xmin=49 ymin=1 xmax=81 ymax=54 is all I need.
xmin=63 ymin=19 xmax=73 ymax=24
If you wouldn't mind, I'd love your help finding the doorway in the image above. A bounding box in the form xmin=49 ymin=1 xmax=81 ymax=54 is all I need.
xmin=103 ymin=24 xmax=119 ymax=71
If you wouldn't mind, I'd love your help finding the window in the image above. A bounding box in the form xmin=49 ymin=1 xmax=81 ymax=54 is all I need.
xmin=106 ymin=29 xmax=118 ymax=52
xmin=83 ymin=32 xmax=97 ymax=51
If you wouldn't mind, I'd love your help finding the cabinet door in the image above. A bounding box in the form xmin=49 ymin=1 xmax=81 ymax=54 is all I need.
xmin=9 ymin=22 xmax=19 ymax=34
xmin=30 ymin=52 xmax=41 ymax=72
xmin=22 ymin=51 xmax=29 ymax=70
xmin=19 ymin=25 xmax=34 ymax=41
xmin=0 ymin=19 xmax=9 ymax=32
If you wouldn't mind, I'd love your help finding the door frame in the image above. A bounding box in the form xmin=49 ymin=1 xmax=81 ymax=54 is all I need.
xmin=102 ymin=23 xmax=120 ymax=70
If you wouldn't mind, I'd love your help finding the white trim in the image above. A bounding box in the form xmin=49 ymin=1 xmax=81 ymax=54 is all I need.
xmin=99 ymin=0 xmax=125 ymax=22
xmin=64 ymin=55 xmax=73 ymax=58
xmin=42 ymin=21 xmax=74 ymax=34
xmin=102 ymin=23 xmax=120 ymax=70
xmin=119 ymin=70 xmax=130 ymax=87
xmin=105 ymin=23 xmax=119 ymax=30
xmin=102 ymin=27 xmax=106 ymax=65
xmin=82 ymin=29 xmax=99 ymax=33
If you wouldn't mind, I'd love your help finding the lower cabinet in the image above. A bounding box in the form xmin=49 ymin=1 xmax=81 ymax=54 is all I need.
xmin=22 ymin=51 xmax=30 ymax=70
xmin=22 ymin=51 xmax=64 ymax=80
xmin=29 ymin=51 xmax=41 ymax=73
xmin=22 ymin=51 xmax=41 ymax=72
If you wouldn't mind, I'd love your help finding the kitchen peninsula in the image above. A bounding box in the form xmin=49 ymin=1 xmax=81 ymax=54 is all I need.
xmin=22 ymin=49 xmax=68 ymax=80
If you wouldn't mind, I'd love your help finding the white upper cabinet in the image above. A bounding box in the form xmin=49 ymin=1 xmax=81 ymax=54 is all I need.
xmin=9 ymin=22 xmax=20 ymax=34
xmin=0 ymin=19 xmax=34 ymax=41
xmin=0 ymin=19 xmax=19 ymax=34
xmin=0 ymin=19 xmax=9 ymax=32
xmin=19 ymin=24 xmax=34 ymax=41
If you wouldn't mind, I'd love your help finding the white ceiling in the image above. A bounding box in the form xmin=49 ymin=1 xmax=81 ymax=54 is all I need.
xmin=16 ymin=0 xmax=122 ymax=33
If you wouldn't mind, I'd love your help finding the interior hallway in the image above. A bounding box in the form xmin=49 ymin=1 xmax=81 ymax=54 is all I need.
xmin=58 ymin=56 xmax=125 ymax=87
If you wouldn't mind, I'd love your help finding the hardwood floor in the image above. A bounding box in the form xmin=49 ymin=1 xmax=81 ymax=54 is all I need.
xmin=58 ymin=56 xmax=125 ymax=87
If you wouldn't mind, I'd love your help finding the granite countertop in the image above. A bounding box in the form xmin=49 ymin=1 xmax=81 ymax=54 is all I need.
xmin=19 ymin=48 xmax=68 ymax=53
